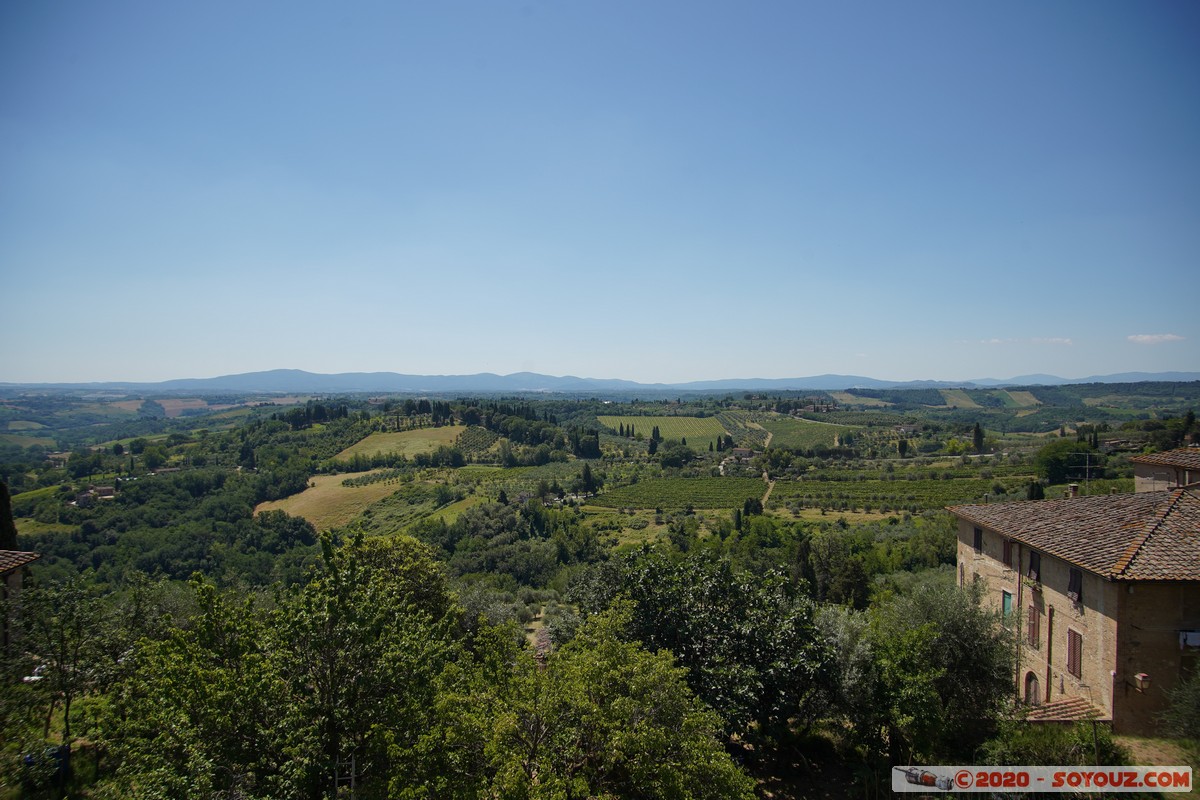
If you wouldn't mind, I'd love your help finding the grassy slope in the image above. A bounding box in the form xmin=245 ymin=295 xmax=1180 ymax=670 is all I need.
xmin=757 ymin=415 xmax=857 ymax=450
xmin=334 ymin=425 xmax=466 ymax=461
xmin=255 ymin=471 xmax=404 ymax=530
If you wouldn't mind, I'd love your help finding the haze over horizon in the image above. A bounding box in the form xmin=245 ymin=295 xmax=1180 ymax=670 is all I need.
xmin=2 ymin=1 xmax=1197 ymax=385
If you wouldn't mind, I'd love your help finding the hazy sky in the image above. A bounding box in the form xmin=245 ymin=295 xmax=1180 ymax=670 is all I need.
xmin=2 ymin=0 xmax=1197 ymax=384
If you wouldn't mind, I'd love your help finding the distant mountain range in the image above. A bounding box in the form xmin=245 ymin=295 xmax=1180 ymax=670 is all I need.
xmin=4 ymin=369 xmax=1200 ymax=395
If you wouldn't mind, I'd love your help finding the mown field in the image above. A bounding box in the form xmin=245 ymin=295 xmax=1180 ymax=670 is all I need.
xmin=938 ymin=389 xmax=980 ymax=408
xmin=255 ymin=471 xmax=403 ymax=530
xmin=590 ymin=477 xmax=766 ymax=510
xmin=1002 ymin=390 xmax=1041 ymax=408
xmin=6 ymin=420 xmax=47 ymax=430
xmin=596 ymin=415 xmax=727 ymax=449
xmin=334 ymin=425 xmax=466 ymax=461
xmin=756 ymin=415 xmax=858 ymax=450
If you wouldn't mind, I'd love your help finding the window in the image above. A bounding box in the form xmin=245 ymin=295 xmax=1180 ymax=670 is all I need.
xmin=1002 ymin=538 xmax=1013 ymax=569
xmin=1068 ymin=568 xmax=1083 ymax=603
xmin=1027 ymin=605 xmax=1040 ymax=648
xmin=959 ymin=564 xmax=965 ymax=588
xmin=973 ymin=527 xmax=983 ymax=552
xmin=1002 ymin=590 xmax=1013 ymax=623
xmin=1027 ymin=550 xmax=1041 ymax=582
xmin=1025 ymin=672 xmax=1041 ymax=705
xmin=1067 ymin=629 xmax=1083 ymax=678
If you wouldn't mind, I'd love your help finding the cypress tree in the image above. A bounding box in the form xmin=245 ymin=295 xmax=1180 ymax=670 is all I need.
xmin=0 ymin=481 xmax=18 ymax=550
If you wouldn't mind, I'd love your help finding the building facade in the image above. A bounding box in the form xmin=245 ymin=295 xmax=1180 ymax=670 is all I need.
xmin=951 ymin=489 xmax=1200 ymax=734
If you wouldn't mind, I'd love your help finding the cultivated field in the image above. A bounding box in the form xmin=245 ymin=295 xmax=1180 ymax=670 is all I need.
xmin=829 ymin=391 xmax=891 ymax=407
xmin=255 ymin=471 xmax=402 ymax=530
xmin=597 ymin=415 xmax=727 ymax=448
xmin=938 ymin=389 xmax=980 ymax=408
xmin=1002 ymin=390 xmax=1041 ymax=407
xmin=157 ymin=398 xmax=213 ymax=417
xmin=0 ymin=433 xmax=54 ymax=448
xmin=768 ymin=475 xmax=1035 ymax=513
xmin=757 ymin=415 xmax=858 ymax=450
xmin=590 ymin=477 xmax=766 ymax=510
xmin=335 ymin=426 xmax=466 ymax=461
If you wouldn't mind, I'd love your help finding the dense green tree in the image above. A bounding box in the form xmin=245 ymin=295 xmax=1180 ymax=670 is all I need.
xmin=864 ymin=578 xmax=1013 ymax=763
xmin=1159 ymin=669 xmax=1200 ymax=739
xmin=0 ymin=480 xmax=17 ymax=549
xmin=106 ymin=579 xmax=286 ymax=799
xmin=269 ymin=534 xmax=459 ymax=798
xmin=107 ymin=534 xmax=462 ymax=799
xmin=572 ymin=548 xmax=832 ymax=743
xmin=14 ymin=578 xmax=109 ymax=775
xmin=1034 ymin=439 xmax=1098 ymax=484
xmin=448 ymin=606 xmax=756 ymax=800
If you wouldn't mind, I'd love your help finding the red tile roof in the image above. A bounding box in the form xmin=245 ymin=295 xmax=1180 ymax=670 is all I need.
xmin=1022 ymin=696 xmax=1108 ymax=722
xmin=0 ymin=550 xmax=41 ymax=575
xmin=1130 ymin=447 xmax=1200 ymax=470
xmin=950 ymin=489 xmax=1200 ymax=581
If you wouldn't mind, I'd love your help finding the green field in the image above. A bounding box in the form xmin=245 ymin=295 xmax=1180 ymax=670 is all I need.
xmin=597 ymin=415 xmax=728 ymax=449
xmin=1002 ymin=390 xmax=1041 ymax=408
xmin=14 ymin=518 xmax=76 ymax=536
xmin=6 ymin=420 xmax=46 ymax=430
xmin=590 ymin=477 xmax=766 ymax=510
xmin=335 ymin=426 xmax=466 ymax=461
xmin=0 ymin=433 xmax=54 ymax=448
xmin=426 ymin=494 xmax=488 ymax=524
xmin=757 ymin=416 xmax=858 ymax=450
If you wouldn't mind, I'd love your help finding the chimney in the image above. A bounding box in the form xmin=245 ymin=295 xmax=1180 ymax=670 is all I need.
xmin=1068 ymin=484 xmax=1079 ymax=498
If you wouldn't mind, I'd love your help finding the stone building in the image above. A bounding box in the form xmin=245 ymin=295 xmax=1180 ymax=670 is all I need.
xmin=1130 ymin=447 xmax=1200 ymax=493
xmin=1 ymin=549 xmax=40 ymax=653
xmin=950 ymin=488 xmax=1200 ymax=734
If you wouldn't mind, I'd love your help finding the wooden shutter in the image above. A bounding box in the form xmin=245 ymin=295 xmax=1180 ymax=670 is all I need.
xmin=1067 ymin=629 xmax=1082 ymax=678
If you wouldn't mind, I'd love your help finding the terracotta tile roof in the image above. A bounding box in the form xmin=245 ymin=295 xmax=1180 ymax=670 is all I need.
xmin=1130 ymin=447 xmax=1200 ymax=470
xmin=1022 ymin=696 xmax=1108 ymax=722
xmin=949 ymin=489 xmax=1200 ymax=581
xmin=0 ymin=550 xmax=41 ymax=575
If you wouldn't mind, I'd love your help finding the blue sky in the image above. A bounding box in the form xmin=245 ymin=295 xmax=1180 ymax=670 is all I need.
xmin=2 ymin=0 xmax=1197 ymax=384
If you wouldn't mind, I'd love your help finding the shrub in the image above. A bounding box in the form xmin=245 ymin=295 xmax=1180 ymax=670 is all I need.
xmin=1159 ymin=670 xmax=1200 ymax=739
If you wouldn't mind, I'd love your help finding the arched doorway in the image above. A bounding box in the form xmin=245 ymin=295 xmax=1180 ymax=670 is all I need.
xmin=1024 ymin=671 xmax=1041 ymax=705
